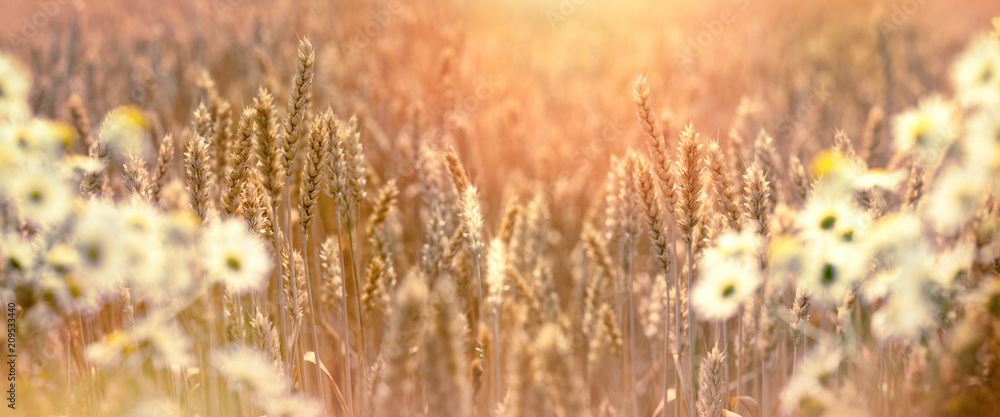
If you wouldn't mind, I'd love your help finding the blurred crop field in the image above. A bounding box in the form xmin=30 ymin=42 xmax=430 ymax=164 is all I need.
xmin=1 ymin=0 xmax=1000 ymax=416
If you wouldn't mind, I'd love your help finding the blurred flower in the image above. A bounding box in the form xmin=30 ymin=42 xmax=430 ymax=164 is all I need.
xmin=952 ymin=33 xmax=1000 ymax=109
xmin=203 ymin=218 xmax=272 ymax=294
xmin=0 ymin=233 xmax=34 ymax=275
xmin=213 ymin=345 xmax=284 ymax=401
xmin=119 ymin=202 xmax=171 ymax=297
xmin=853 ymin=168 xmax=906 ymax=191
xmin=930 ymin=241 xmax=974 ymax=288
xmin=45 ymin=243 xmax=81 ymax=276
xmin=87 ymin=319 xmax=194 ymax=369
xmin=872 ymin=281 xmax=935 ymax=342
xmin=0 ymin=119 xmax=71 ymax=163
xmin=779 ymin=341 xmax=843 ymax=416
xmin=692 ymin=258 xmax=759 ymax=321
xmin=73 ymin=200 xmax=126 ymax=291
xmin=864 ymin=212 xmax=925 ymax=265
xmin=809 ymin=150 xmax=864 ymax=199
xmin=798 ymin=238 xmax=866 ymax=305
xmin=798 ymin=196 xmax=867 ymax=243
xmin=892 ymin=96 xmax=957 ymax=163
xmin=769 ymin=235 xmax=807 ymax=278
xmin=694 ymin=230 xmax=762 ymax=321
xmin=0 ymin=54 xmax=31 ymax=123
xmin=4 ymin=169 xmax=73 ymax=226
xmin=98 ymin=106 xmax=151 ymax=159
xmin=962 ymin=111 xmax=1000 ymax=171
xmin=708 ymin=228 xmax=763 ymax=263
xmin=922 ymin=164 xmax=988 ymax=234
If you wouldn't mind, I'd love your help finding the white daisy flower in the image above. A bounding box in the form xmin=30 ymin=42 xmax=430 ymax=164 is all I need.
xmin=779 ymin=342 xmax=843 ymax=416
xmin=922 ymin=165 xmax=988 ymax=234
xmin=892 ymin=96 xmax=957 ymax=163
xmin=203 ymin=218 xmax=272 ymax=294
xmin=872 ymin=281 xmax=935 ymax=342
xmin=864 ymin=212 xmax=925 ymax=266
xmin=86 ymin=319 xmax=194 ymax=369
xmin=98 ymin=106 xmax=152 ymax=160
xmin=798 ymin=196 xmax=867 ymax=243
xmin=930 ymin=241 xmax=975 ymax=288
xmin=73 ymin=201 xmax=126 ymax=292
xmin=136 ymin=320 xmax=195 ymax=368
xmin=45 ymin=243 xmax=81 ymax=276
xmin=798 ymin=238 xmax=866 ymax=305
xmin=962 ymin=111 xmax=1000 ymax=172
xmin=213 ymin=345 xmax=284 ymax=401
xmin=951 ymin=33 xmax=1000 ymax=110
xmin=4 ymin=169 xmax=73 ymax=226
xmin=0 ymin=233 xmax=34 ymax=275
xmin=693 ymin=254 xmax=760 ymax=321
xmin=809 ymin=150 xmax=865 ymax=201
xmin=0 ymin=54 xmax=32 ymax=123
xmin=0 ymin=119 xmax=71 ymax=163
xmin=708 ymin=228 xmax=763 ymax=264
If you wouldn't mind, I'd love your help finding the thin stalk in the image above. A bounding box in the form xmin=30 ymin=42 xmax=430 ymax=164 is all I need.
xmin=334 ymin=209 xmax=355 ymax=416
xmin=284 ymin=186 xmax=307 ymax=394
xmin=662 ymin=266 xmax=672 ymax=417
xmin=670 ymin=222 xmax=682 ymax=417
xmin=303 ymin=230 xmax=330 ymax=414
xmin=271 ymin=205 xmax=290 ymax=392
xmin=626 ymin=248 xmax=638 ymax=417
xmin=686 ymin=246 xmax=695 ymax=417
xmin=722 ymin=319 xmax=729 ymax=402
xmin=346 ymin=220 xmax=368 ymax=417
xmin=737 ymin=305 xmax=744 ymax=398
xmin=492 ymin=307 xmax=502 ymax=412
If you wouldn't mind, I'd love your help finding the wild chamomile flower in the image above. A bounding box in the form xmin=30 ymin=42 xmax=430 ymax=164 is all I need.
xmin=779 ymin=342 xmax=843 ymax=416
xmin=136 ymin=320 xmax=195 ymax=368
xmin=692 ymin=259 xmax=759 ymax=321
xmin=962 ymin=111 xmax=1000 ymax=171
xmin=865 ymin=212 xmax=925 ymax=265
xmin=73 ymin=200 xmax=126 ymax=291
xmin=5 ymin=169 xmax=73 ymax=225
xmin=930 ymin=241 xmax=975 ymax=288
xmin=809 ymin=150 xmax=864 ymax=200
xmin=892 ymin=96 xmax=957 ymax=163
xmin=213 ymin=345 xmax=284 ymax=401
xmin=708 ymin=228 xmax=763 ymax=263
xmin=798 ymin=238 xmax=866 ymax=305
xmin=87 ymin=319 xmax=194 ymax=369
xmin=0 ymin=233 xmax=34 ymax=275
xmin=872 ymin=280 xmax=935 ymax=342
xmin=0 ymin=54 xmax=32 ymax=123
xmin=203 ymin=218 xmax=272 ymax=294
xmin=922 ymin=165 xmax=988 ymax=234
xmin=951 ymin=33 xmax=1000 ymax=109
xmin=45 ymin=243 xmax=81 ymax=276
xmin=119 ymin=202 xmax=169 ymax=294
xmin=798 ymin=196 xmax=866 ymax=243
xmin=98 ymin=106 xmax=151 ymax=159
xmin=0 ymin=119 xmax=71 ymax=163
xmin=769 ymin=235 xmax=807 ymax=277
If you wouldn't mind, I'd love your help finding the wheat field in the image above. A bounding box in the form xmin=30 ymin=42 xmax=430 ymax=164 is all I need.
xmin=1 ymin=0 xmax=1000 ymax=416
